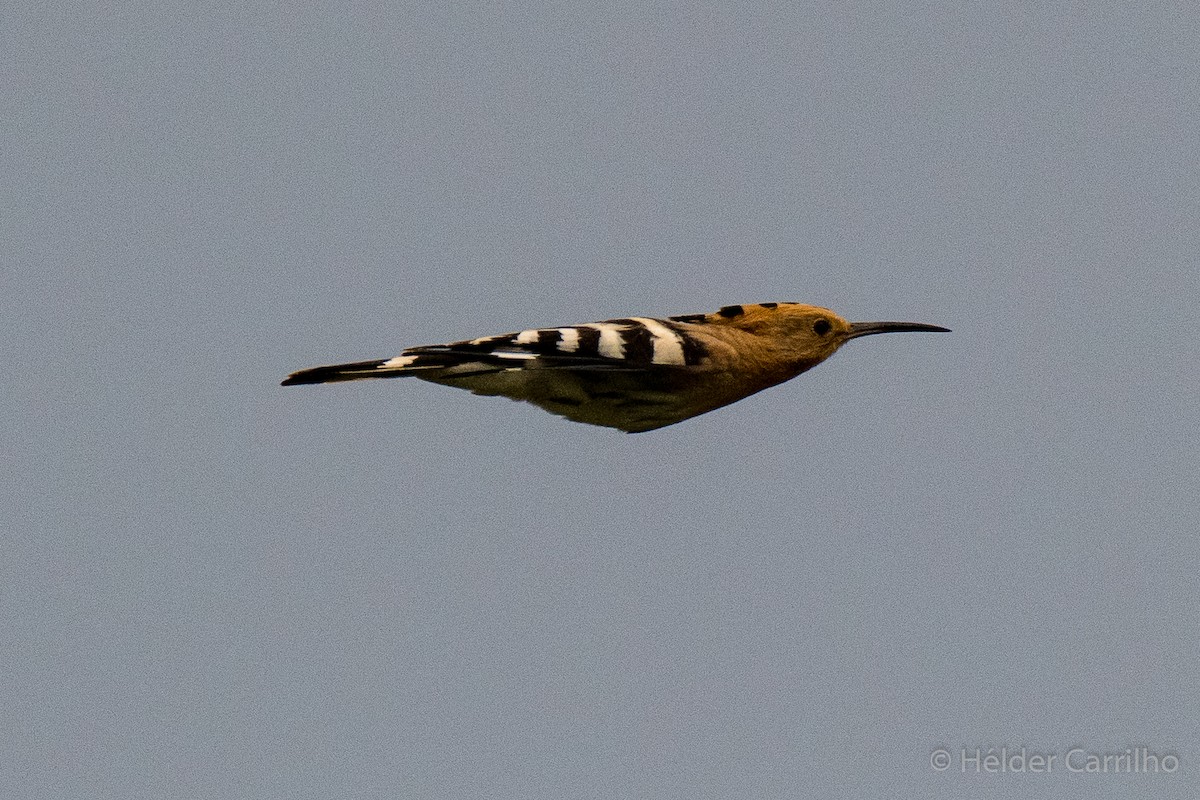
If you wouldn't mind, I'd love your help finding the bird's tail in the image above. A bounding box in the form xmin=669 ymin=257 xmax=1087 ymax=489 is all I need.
xmin=281 ymin=353 xmax=450 ymax=386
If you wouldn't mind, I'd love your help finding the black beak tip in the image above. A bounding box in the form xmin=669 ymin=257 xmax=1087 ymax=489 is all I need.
xmin=848 ymin=321 xmax=952 ymax=338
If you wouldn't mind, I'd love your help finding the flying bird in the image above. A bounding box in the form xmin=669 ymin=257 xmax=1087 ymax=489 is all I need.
xmin=282 ymin=302 xmax=949 ymax=432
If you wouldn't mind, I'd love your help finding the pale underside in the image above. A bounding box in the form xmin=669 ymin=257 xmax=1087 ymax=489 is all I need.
xmin=414 ymin=361 xmax=717 ymax=433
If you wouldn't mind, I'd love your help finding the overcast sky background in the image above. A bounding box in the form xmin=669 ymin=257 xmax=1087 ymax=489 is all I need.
xmin=6 ymin=1 xmax=1199 ymax=798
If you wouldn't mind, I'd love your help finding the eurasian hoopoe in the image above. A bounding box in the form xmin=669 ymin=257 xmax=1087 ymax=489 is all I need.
xmin=282 ymin=302 xmax=949 ymax=433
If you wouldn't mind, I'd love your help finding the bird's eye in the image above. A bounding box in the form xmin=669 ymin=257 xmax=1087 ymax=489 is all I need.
xmin=813 ymin=319 xmax=832 ymax=336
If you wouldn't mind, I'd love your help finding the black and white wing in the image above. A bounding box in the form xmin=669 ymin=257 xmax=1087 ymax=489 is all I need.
xmin=282 ymin=317 xmax=710 ymax=432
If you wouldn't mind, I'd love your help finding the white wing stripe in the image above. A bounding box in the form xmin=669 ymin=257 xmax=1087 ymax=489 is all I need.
xmin=630 ymin=317 xmax=686 ymax=365
xmin=557 ymin=328 xmax=580 ymax=352
xmin=594 ymin=324 xmax=625 ymax=359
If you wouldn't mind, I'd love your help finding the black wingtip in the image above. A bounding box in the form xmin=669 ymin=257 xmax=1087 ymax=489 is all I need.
xmin=280 ymin=359 xmax=389 ymax=386
xmin=280 ymin=367 xmax=338 ymax=386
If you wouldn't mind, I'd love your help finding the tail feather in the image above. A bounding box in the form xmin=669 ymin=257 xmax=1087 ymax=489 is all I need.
xmin=281 ymin=332 xmax=666 ymax=390
xmin=280 ymin=359 xmax=397 ymax=386
xmin=280 ymin=351 xmax=488 ymax=386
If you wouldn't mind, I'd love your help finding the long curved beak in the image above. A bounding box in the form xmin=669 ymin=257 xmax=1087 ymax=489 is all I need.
xmin=847 ymin=321 xmax=951 ymax=339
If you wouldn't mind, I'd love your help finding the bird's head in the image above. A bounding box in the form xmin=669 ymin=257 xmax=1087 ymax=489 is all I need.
xmin=716 ymin=302 xmax=950 ymax=370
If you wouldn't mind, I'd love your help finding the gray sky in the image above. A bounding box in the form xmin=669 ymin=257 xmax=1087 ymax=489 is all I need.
xmin=6 ymin=1 xmax=1198 ymax=798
